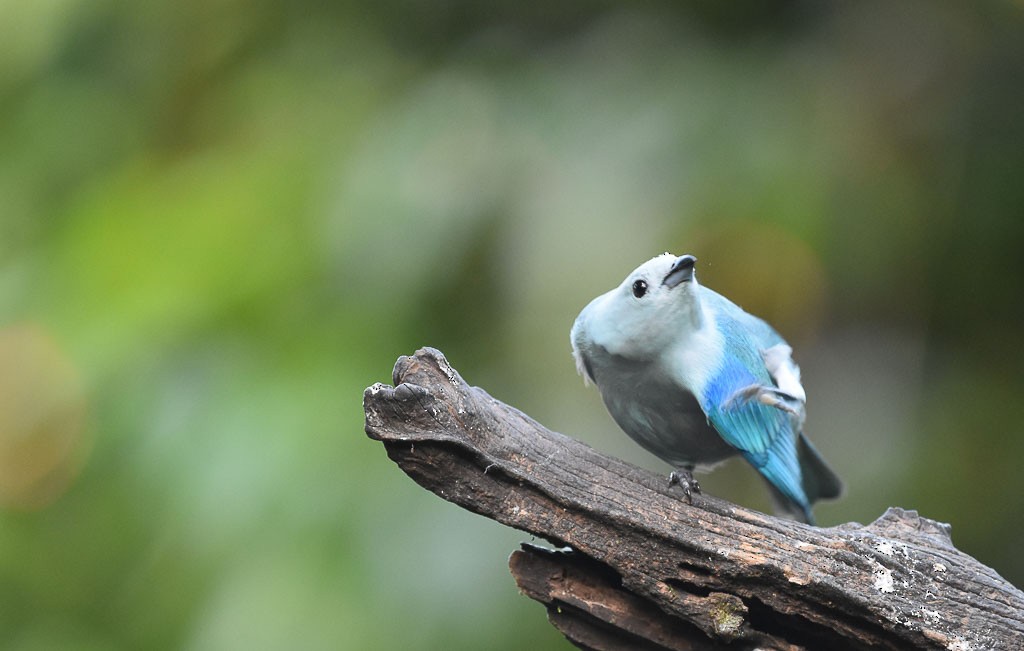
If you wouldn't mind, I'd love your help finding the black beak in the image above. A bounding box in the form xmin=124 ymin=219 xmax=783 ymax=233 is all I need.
xmin=663 ymin=254 xmax=697 ymax=289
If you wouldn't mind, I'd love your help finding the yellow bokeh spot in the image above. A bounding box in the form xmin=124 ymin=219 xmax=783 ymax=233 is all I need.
xmin=689 ymin=221 xmax=828 ymax=344
xmin=0 ymin=323 xmax=90 ymax=510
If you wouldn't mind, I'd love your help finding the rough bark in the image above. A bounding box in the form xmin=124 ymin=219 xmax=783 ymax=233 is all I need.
xmin=363 ymin=347 xmax=1024 ymax=650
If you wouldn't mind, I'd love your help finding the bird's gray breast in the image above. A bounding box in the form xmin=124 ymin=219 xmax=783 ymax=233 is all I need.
xmin=585 ymin=348 xmax=737 ymax=469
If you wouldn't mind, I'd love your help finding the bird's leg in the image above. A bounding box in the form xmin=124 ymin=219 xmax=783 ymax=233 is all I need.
xmin=724 ymin=384 xmax=806 ymax=430
xmin=668 ymin=467 xmax=701 ymax=504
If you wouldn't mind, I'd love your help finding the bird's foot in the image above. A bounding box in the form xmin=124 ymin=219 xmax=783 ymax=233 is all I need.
xmin=724 ymin=384 xmax=806 ymax=429
xmin=668 ymin=468 xmax=701 ymax=504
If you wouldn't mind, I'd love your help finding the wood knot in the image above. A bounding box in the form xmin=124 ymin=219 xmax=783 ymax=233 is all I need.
xmin=864 ymin=507 xmax=954 ymax=549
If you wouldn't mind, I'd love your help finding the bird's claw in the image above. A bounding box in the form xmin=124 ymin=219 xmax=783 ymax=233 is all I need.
xmin=668 ymin=468 xmax=701 ymax=504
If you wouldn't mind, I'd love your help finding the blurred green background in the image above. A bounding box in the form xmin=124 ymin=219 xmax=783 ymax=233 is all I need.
xmin=2 ymin=0 xmax=1023 ymax=648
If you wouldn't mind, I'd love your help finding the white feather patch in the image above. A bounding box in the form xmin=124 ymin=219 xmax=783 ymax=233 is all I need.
xmin=762 ymin=344 xmax=806 ymax=402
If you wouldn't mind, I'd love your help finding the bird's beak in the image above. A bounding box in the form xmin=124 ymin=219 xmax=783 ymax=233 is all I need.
xmin=663 ymin=254 xmax=697 ymax=289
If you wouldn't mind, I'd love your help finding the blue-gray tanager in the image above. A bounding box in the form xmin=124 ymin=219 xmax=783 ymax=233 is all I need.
xmin=570 ymin=253 xmax=841 ymax=524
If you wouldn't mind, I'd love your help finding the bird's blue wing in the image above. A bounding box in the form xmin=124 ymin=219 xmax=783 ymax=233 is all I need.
xmin=697 ymin=317 xmax=810 ymax=515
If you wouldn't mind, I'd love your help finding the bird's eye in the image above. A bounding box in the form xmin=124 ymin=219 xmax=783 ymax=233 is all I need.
xmin=632 ymin=279 xmax=648 ymax=298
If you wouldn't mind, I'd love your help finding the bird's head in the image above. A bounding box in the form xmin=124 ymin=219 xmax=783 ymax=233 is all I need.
xmin=572 ymin=253 xmax=703 ymax=363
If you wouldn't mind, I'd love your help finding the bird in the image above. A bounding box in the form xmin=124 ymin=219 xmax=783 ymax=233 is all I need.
xmin=570 ymin=252 xmax=842 ymax=524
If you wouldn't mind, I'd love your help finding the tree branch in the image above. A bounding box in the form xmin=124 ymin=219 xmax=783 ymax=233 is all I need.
xmin=363 ymin=347 xmax=1024 ymax=650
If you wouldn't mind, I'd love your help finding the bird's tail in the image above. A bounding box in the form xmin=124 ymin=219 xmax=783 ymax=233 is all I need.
xmin=764 ymin=482 xmax=815 ymax=524
xmin=796 ymin=432 xmax=843 ymax=505
xmin=762 ymin=434 xmax=842 ymax=525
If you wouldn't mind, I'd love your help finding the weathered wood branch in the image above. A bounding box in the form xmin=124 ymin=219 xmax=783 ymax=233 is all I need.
xmin=363 ymin=347 xmax=1024 ymax=650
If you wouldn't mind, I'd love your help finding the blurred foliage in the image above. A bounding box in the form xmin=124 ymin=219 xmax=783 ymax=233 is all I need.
xmin=1 ymin=0 xmax=1023 ymax=648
